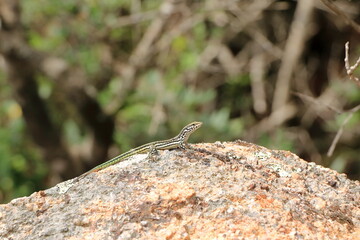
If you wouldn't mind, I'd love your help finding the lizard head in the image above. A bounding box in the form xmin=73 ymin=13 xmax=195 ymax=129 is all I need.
xmin=176 ymin=121 xmax=202 ymax=142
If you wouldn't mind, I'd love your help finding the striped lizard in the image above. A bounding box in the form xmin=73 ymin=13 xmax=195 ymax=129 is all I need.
xmin=73 ymin=121 xmax=202 ymax=184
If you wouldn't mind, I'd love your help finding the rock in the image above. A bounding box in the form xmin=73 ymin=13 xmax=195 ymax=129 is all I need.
xmin=0 ymin=141 xmax=359 ymax=239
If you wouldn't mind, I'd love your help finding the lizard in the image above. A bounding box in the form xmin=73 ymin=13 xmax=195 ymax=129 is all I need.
xmin=70 ymin=121 xmax=202 ymax=185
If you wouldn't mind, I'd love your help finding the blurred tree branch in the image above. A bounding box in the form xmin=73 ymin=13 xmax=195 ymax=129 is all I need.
xmin=327 ymin=42 xmax=360 ymax=156
xmin=320 ymin=0 xmax=360 ymax=34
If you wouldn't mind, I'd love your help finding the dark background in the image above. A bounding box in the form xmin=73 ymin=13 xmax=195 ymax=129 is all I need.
xmin=0 ymin=0 xmax=359 ymax=203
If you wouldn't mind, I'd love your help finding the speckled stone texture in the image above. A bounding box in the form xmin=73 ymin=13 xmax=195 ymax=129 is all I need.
xmin=0 ymin=141 xmax=359 ymax=239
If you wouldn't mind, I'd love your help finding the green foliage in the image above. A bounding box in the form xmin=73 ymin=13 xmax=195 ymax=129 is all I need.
xmin=181 ymin=88 xmax=216 ymax=107
xmin=179 ymin=52 xmax=199 ymax=71
xmin=64 ymin=120 xmax=83 ymax=145
xmin=330 ymin=154 xmax=348 ymax=173
xmin=77 ymin=45 xmax=102 ymax=75
xmin=0 ymin=71 xmax=47 ymax=203
xmin=172 ymin=36 xmax=188 ymax=53
xmin=0 ymin=99 xmax=46 ymax=203
xmin=259 ymin=129 xmax=295 ymax=152
xmin=98 ymin=76 xmax=122 ymax=107
xmin=37 ymin=75 xmax=54 ymax=99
